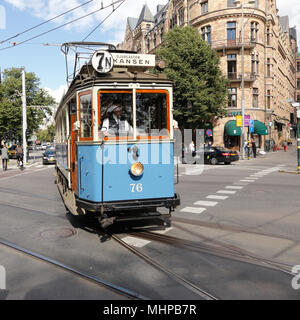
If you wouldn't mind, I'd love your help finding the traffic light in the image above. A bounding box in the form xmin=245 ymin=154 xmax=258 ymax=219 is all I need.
xmin=25 ymin=129 xmax=29 ymax=140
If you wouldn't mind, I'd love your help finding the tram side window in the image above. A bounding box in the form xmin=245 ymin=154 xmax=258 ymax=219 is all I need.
xmin=79 ymin=93 xmax=93 ymax=139
xmin=99 ymin=92 xmax=133 ymax=137
xmin=136 ymin=92 xmax=168 ymax=136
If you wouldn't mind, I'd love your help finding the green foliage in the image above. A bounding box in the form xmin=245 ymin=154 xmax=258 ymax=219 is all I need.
xmin=36 ymin=124 xmax=55 ymax=142
xmin=157 ymin=26 xmax=228 ymax=129
xmin=0 ymin=67 xmax=55 ymax=142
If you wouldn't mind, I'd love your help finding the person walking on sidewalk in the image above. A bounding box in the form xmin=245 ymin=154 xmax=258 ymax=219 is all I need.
xmin=251 ymin=139 xmax=257 ymax=158
xmin=283 ymin=141 xmax=287 ymax=152
xmin=1 ymin=143 xmax=9 ymax=171
xmin=16 ymin=144 xmax=23 ymax=168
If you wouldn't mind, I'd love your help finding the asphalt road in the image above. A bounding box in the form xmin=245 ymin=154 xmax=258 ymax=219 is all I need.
xmin=0 ymin=145 xmax=299 ymax=300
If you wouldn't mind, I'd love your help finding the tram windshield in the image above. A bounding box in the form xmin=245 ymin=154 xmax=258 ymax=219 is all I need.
xmin=136 ymin=91 xmax=168 ymax=137
xmin=99 ymin=91 xmax=133 ymax=138
xmin=98 ymin=90 xmax=169 ymax=139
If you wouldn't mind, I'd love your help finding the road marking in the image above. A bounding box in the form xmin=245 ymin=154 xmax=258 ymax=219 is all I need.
xmin=240 ymin=179 xmax=255 ymax=182
xmin=180 ymin=207 xmax=207 ymax=214
xmin=193 ymin=200 xmax=218 ymax=207
xmin=225 ymin=186 xmax=244 ymax=189
xmin=216 ymin=190 xmax=236 ymax=194
xmin=245 ymin=177 xmax=258 ymax=180
xmin=206 ymin=195 xmax=229 ymax=200
xmin=121 ymin=236 xmax=151 ymax=248
xmin=153 ymin=227 xmax=173 ymax=234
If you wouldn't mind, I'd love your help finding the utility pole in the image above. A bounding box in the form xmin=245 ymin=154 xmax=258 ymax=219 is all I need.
xmin=21 ymin=67 xmax=27 ymax=166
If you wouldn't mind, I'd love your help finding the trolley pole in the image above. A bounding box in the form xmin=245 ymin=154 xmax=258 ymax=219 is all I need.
xmin=21 ymin=67 xmax=27 ymax=166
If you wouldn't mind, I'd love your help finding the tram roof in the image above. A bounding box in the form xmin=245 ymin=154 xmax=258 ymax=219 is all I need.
xmin=56 ymin=63 xmax=172 ymax=118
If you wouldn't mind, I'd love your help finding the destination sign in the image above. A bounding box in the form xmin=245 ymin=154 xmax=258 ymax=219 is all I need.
xmin=92 ymin=51 xmax=156 ymax=73
xmin=111 ymin=53 xmax=156 ymax=67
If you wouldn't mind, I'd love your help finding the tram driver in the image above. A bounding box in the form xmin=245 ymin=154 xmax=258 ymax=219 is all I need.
xmin=100 ymin=102 xmax=133 ymax=137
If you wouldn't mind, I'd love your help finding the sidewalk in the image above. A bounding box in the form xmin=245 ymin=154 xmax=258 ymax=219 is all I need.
xmin=0 ymin=153 xmax=42 ymax=173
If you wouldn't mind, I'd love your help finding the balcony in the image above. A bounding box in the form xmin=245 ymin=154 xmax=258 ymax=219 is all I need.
xmin=227 ymin=72 xmax=257 ymax=82
xmin=211 ymin=38 xmax=256 ymax=51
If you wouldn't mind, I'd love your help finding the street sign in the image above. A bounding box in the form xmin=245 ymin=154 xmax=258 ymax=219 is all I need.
xmin=236 ymin=115 xmax=243 ymax=127
xmin=249 ymin=119 xmax=254 ymax=133
xmin=297 ymin=110 xmax=300 ymax=118
xmin=206 ymin=129 xmax=213 ymax=137
xmin=244 ymin=115 xmax=250 ymax=127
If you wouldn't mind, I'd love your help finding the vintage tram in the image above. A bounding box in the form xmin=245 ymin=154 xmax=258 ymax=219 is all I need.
xmin=55 ymin=42 xmax=180 ymax=227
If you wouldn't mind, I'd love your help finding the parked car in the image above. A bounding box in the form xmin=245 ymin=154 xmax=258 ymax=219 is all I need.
xmin=43 ymin=149 xmax=56 ymax=165
xmin=203 ymin=146 xmax=239 ymax=165
xmin=8 ymin=144 xmax=18 ymax=159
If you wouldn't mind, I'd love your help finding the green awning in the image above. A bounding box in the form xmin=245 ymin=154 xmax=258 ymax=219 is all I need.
xmin=254 ymin=120 xmax=268 ymax=135
xmin=225 ymin=120 xmax=241 ymax=136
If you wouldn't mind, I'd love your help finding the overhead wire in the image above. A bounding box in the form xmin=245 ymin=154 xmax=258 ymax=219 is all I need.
xmin=0 ymin=0 xmax=124 ymax=52
xmin=0 ymin=0 xmax=96 ymax=45
xmin=82 ymin=0 xmax=126 ymax=41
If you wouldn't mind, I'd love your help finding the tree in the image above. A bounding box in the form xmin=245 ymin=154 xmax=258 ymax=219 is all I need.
xmin=36 ymin=124 xmax=55 ymax=142
xmin=156 ymin=26 xmax=228 ymax=130
xmin=0 ymin=68 xmax=55 ymax=143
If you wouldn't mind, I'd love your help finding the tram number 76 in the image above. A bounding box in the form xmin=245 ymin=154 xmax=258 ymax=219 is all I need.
xmin=130 ymin=183 xmax=143 ymax=193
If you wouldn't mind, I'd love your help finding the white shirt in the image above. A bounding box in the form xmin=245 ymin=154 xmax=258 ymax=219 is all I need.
xmin=101 ymin=114 xmax=132 ymax=135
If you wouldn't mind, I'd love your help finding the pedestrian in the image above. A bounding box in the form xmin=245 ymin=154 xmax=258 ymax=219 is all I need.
xmin=283 ymin=141 xmax=287 ymax=152
xmin=1 ymin=143 xmax=9 ymax=171
xmin=16 ymin=143 xmax=23 ymax=167
xmin=251 ymin=139 xmax=257 ymax=158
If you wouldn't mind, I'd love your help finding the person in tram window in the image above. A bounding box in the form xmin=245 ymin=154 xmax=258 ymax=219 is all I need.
xmin=100 ymin=102 xmax=133 ymax=137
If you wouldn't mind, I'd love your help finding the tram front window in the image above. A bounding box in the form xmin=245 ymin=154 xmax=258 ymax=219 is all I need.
xmin=99 ymin=91 xmax=133 ymax=137
xmin=136 ymin=91 xmax=168 ymax=137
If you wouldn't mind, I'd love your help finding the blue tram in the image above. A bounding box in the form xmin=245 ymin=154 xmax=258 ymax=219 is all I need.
xmin=55 ymin=43 xmax=180 ymax=227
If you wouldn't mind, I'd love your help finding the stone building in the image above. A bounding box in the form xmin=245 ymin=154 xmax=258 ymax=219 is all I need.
xmin=121 ymin=1 xmax=297 ymax=150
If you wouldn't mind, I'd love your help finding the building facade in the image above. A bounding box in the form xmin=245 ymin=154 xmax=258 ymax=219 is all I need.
xmin=121 ymin=0 xmax=297 ymax=150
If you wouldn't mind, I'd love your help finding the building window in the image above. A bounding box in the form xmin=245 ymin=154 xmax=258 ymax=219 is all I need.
xmin=267 ymin=90 xmax=271 ymax=109
xmin=227 ymin=0 xmax=236 ymax=7
xmin=266 ymin=58 xmax=271 ymax=77
xmin=147 ymin=39 xmax=150 ymax=52
xmin=201 ymin=1 xmax=208 ymax=14
xmin=228 ymin=88 xmax=237 ymax=107
xmin=250 ymin=22 xmax=259 ymax=42
xmin=253 ymin=88 xmax=259 ymax=108
xmin=266 ymin=28 xmax=271 ymax=45
xmin=227 ymin=22 xmax=236 ymax=43
xmin=227 ymin=54 xmax=237 ymax=79
xmin=251 ymin=54 xmax=259 ymax=74
xmin=153 ymin=34 xmax=156 ymax=48
xmin=179 ymin=7 xmax=185 ymax=25
xmin=201 ymin=25 xmax=211 ymax=44
xmin=297 ymin=95 xmax=300 ymax=102
xmin=297 ymin=61 xmax=300 ymax=72
xmin=146 ymin=24 xmax=151 ymax=30
xmin=297 ymin=79 xmax=300 ymax=89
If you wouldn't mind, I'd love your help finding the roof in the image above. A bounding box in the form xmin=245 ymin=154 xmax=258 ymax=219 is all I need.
xmin=137 ymin=4 xmax=154 ymax=26
xmin=127 ymin=17 xmax=138 ymax=30
xmin=279 ymin=16 xmax=289 ymax=33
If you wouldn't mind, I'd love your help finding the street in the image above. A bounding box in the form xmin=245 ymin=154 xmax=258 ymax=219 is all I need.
xmin=0 ymin=146 xmax=300 ymax=300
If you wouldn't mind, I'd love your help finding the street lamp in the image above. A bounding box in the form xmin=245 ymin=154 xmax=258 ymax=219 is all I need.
xmin=234 ymin=0 xmax=256 ymax=159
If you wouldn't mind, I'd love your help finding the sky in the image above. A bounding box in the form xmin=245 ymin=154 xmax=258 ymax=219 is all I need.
xmin=0 ymin=0 xmax=298 ymax=103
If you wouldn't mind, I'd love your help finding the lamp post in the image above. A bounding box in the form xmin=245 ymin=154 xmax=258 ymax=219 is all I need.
xmin=234 ymin=0 xmax=256 ymax=159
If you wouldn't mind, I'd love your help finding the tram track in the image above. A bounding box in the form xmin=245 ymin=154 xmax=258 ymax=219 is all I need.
xmin=0 ymin=238 xmax=148 ymax=300
xmin=172 ymin=216 xmax=300 ymax=243
xmin=127 ymin=229 xmax=293 ymax=276
xmin=107 ymin=232 xmax=218 ymax=300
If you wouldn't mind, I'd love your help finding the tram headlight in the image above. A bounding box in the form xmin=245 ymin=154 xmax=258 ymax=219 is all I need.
xmin=130 ymin=162 xmax=144 ymax=176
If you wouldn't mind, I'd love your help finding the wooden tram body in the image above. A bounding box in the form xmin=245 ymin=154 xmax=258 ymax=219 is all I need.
xmin=55 ymin=43 xmax=180 ymax=227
